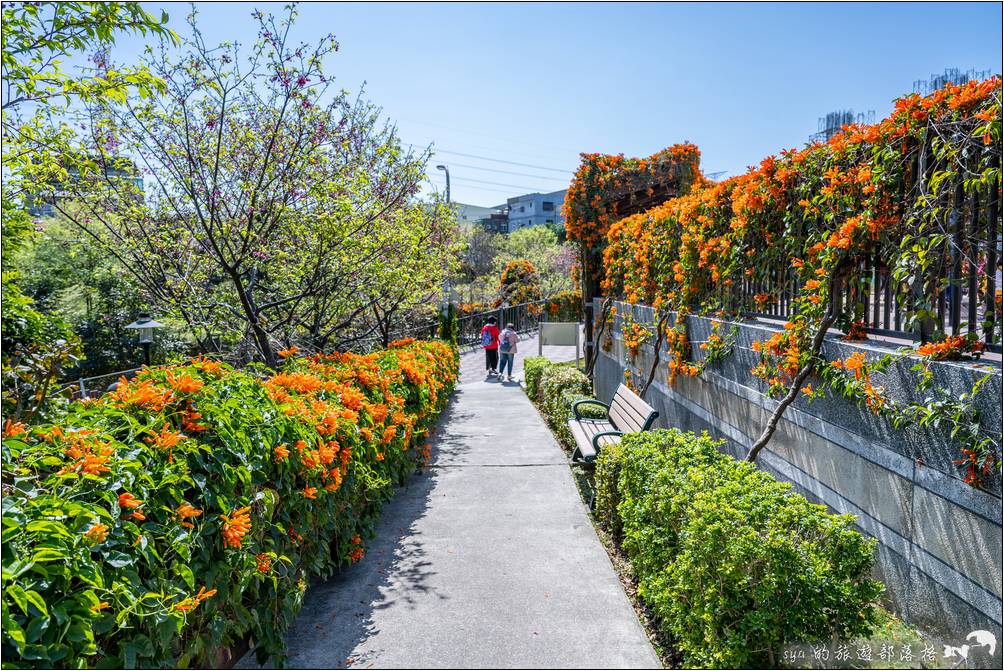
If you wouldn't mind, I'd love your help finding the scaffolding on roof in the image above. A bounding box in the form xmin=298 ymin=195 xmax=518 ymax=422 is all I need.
xmin=912 ymin=67 xmax=995 ymax=96
xmin=809 ymin=109 xmax=876 ymax=143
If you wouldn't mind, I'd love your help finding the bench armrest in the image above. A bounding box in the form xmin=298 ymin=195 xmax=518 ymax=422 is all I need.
xmin=572 ymin=399 xmax=609 ymax=420
xmin=591 ymin=430 xmax=623 ymax=452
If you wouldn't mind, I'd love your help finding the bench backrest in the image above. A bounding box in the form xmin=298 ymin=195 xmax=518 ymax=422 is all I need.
xmin=608 ymin=384 xmax=658 ymax=433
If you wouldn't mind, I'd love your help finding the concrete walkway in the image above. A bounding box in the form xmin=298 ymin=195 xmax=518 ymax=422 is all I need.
xmin=243 ymin=334 xmax=660 ymax=669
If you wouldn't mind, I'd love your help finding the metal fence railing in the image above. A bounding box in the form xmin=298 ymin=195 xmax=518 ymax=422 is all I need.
xmin=58 ymin=367 xmax=143 ymax=400
xmin=456 ymin=300 xmax=552 ymax=349
xmin=738 ymin=250 xmax=1002 ymax=354
xmin=727 ymin=142 xmax=1003 ymax=353
xmin=49 ymin=300 xmax=573 ymax=400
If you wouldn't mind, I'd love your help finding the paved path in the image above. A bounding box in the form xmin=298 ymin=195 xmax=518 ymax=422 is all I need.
xmin=241 ymin=333 xmax=660 ymax=669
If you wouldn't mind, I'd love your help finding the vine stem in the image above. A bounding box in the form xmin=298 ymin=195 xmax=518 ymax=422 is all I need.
xmin=745 ymin=310 xmax=836 ymax=463
xmin=585 ymin=296 xmax=613 ymax=377
xmin=640 ymin=309 xmax=671 ymax=398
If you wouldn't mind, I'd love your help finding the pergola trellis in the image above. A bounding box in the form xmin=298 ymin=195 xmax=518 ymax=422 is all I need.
xmin=562 ymin=144 xmax=705 ymax=368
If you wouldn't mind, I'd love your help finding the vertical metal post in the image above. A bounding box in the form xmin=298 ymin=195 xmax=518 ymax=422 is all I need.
xmin=582 ymin=248 xmax=596 ymax=376
xmin=575 ymin=324 xmax=580 ymax=368
xmin=950 ymin=175 xmax=965 ymax=334
xmin=968 ymin=189 xmax=981 ymax=335
xmin=914 ymin=137 xmax=936 ymax=343
xmin=984 ymin=158 xmax=999 ymax=345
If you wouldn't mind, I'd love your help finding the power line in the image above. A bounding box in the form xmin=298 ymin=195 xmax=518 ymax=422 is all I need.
xmin=432 ymin=149 xmax=573 ymax=174
xmin=405 ymin=135 xmax=579 ymax=170
xmin=408 ymin=144 xmax=574 ymax=174
xmin=396 ymin=116 xmax=585 ymax=156
xmin=422 ymin=180 xmax=518 ymax=197
xmin=437 ymin=161 xmax=569 ymax=183
xmin=428 ymin=173 xmax=559 ymax=194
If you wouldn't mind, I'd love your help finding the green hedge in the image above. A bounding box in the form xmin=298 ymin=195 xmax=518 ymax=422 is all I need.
xmin=522 ymin=356 xmax=550 ymax=400
xmin=593 ymin=440 xmax=624 ymax=537
xmin=522 ymin=358 xmax=601 ymax=449
xmin=1 ymin=339 xmax=458 ymax=668
xmin=596 ymin=429 xmax=882 ymax=668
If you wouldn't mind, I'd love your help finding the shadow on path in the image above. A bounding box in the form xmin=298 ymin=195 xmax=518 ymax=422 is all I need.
xmin=239 ymin=332 xmax=660 ymax=669
xmin=238 ymin=396 xmax=460 ymax=669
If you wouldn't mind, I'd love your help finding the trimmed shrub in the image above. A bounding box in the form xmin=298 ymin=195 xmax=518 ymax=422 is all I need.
xmin=1 ymin=339 xmax=458 ymax=668
xmin=598 ymin=429 xmax=882 ymax=668
xmin=524 ymin=357 xmax=606 ymax=450
xmin=536 ymin=364 xmax=592 ymax=447
xmin=592 ymin=440 xmax=623 ymax=538
xmin=522 ymin=356 xmax=550 ymax=400
xmin=438 ymin=302 xmax=459 ymax=346
xmin=543 ymin=289 xmax=582 ymax=322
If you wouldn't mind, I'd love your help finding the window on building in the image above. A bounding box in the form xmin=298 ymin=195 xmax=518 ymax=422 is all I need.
xmin=546 ymin=219 xmax=553 ymax=224
xmin=542 ymin=201 xmax=554 ymax=211
xmin=519 ymin=206 xmax=525 ymax=213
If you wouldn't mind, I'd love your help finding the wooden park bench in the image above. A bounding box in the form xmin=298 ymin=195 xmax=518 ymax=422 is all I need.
xmin=567 ymin=384 xmax=659 ymax=464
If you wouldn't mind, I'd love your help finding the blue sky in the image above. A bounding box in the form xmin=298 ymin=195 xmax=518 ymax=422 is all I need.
xmin=128 ymin=2 xmax=1001 ymax=206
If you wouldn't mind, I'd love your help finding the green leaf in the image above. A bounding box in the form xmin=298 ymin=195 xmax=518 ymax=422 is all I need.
xmin=6 ymin=584 xmax=28 ymax=615
xmin=24 ymin=590 xmax=48 ymax=617
xmin=103 ymin=551 xmax=134 ymax=569
xmin=174 ymin=564 xmax=195 ymax=590
xmin=31 ymin=548 xmax=67 ymax=563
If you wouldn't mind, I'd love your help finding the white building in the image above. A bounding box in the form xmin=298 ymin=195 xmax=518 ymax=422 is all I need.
xmin=453 ymin=202 xmax=504 ymax=228
xmin=506 ymin=189 xmax=566 ymax=231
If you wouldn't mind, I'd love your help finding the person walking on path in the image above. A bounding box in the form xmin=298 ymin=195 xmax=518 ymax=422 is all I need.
xmin=497 ymin=322 xmax=518 ymax=381
xmin=481 ymin=316 xmax=500 ymax=376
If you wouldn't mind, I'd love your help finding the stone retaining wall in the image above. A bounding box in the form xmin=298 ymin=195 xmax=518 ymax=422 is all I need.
xmin=594 ymin=299 xmax=1002 ymax=664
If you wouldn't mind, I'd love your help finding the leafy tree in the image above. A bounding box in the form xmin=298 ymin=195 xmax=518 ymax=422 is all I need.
xmin=459 ymin=226 xmax=499 ymax=278
xmin=2 ymin=2 xmax=175 ymax=417
xmin=492 ymin=226 xmax=575 ymax=297
xmin=363 ymin=199 xmax=461 ymax=347
xmin=0 ymin=201 xmax=80 ymax=419
xmin=455 ymin=225 xmax=574 ymax=306
xmin=2 ymin=1 xmax=176 ymax=193
xmin=15 ymin=217 xmax=191 ymax=378
xmin=56 ymin=6 xmax=457 ymax=367
xmin=497 ymin=258 xmax=542 ymax=306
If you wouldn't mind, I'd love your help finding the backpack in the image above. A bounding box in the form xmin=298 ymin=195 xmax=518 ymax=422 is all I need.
xmin=481 ymin=328 xmax=494 ymax=347
xmin=499 ymin=331 xmax=513 ymax=353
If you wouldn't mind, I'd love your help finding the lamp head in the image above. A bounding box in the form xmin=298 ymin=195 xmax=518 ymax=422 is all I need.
xmin=125 ymin=313 xmax=165 ymax=344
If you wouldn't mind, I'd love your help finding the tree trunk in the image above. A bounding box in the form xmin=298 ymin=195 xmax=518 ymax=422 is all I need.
xmin=585 ymin=296 xmax=613 ymax=377
xmin=227 ymin=266 xmax=276 ymax=369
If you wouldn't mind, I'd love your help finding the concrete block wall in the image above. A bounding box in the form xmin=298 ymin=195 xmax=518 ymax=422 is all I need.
xmin=593 ymin=299 xmax=1002 ymax=665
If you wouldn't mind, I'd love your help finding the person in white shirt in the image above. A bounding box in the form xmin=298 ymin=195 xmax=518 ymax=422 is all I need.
xmin=497 ymin=323 xmax=518 ymax=381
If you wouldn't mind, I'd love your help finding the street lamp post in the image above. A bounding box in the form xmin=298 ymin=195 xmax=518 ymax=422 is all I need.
xmin=435 ymin=164 xmax=454 ymax=330
xmin=436 ymin=164 xmax=450 ymax=203
xmin=125 ymin=313 xmax=165 ymax=366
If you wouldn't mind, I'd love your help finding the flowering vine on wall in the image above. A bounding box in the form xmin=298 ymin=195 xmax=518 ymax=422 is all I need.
xmin=597 ymin=77 xmax=1002 ymax=487
xmin=563 ymin=144 xmax=706 ymax=360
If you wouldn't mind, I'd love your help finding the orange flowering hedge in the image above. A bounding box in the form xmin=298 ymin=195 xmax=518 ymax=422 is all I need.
xmin=544 ymin=289 xmax=582 ymax=322
xmin=1 ymin=339 xmax=457 ymax=668
xmin=495 ymin=258 xmax=542 ymax=306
